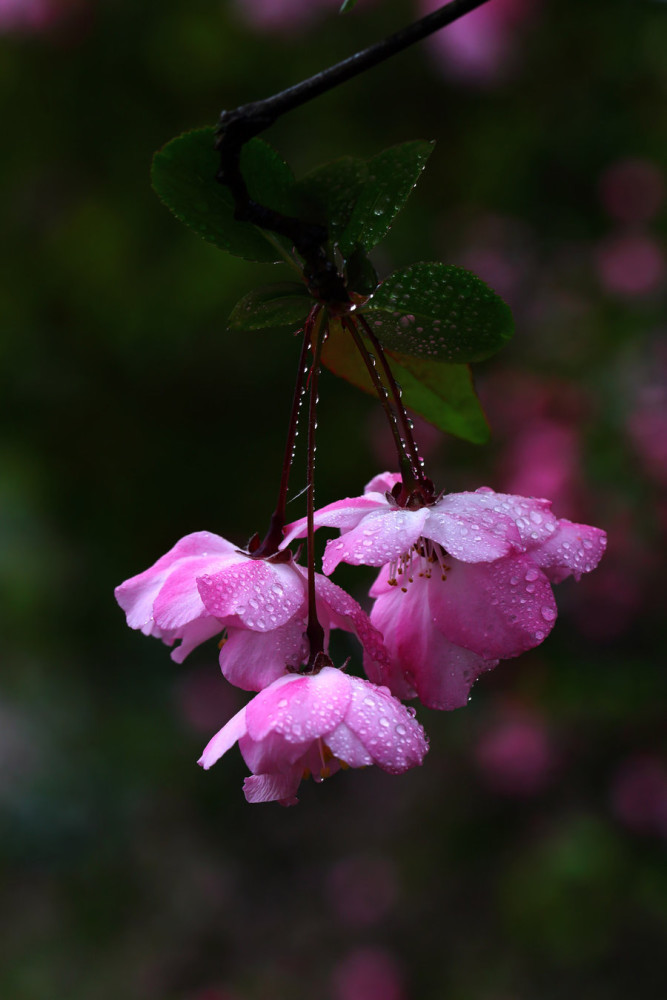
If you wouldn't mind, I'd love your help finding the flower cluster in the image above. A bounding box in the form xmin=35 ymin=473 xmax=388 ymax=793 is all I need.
xmin=116 ymin=473 xmax=605 ymax=805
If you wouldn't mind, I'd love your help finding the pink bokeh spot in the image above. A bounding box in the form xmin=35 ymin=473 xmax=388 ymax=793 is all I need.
xmin=595 ymin=233 xmax=665 ymax=298
xmin=598 ymin=158 xmax=664 ymax=225
xmin=419 ymin=0 xmax=537 ymax=85
xmin=331 ymin=946 xmax=407 ymax=1000
xmin=326 ymin=853 xmax=398 ymax=928
xmin=474 ymin=707 xmax=557 ymax=796
xmin=610 ymin=756 xmax=667 ymax=837
xmin=198 ymin=668 xmax=429 ymax=805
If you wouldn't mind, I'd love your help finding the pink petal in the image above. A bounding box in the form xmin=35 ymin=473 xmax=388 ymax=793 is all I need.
xmin=314 ymin=574 xmax=391 ymax=672
xmin=115 ymin=531 xmax=235 ymax=631
xmin=425 ymin=491 xmax=522 ymax=562
xmin=245 ymin=667 xmax=351 ymax=744
xmin=219 ymin=620 xmax=308 ymax=691
xmin=343 ymin=676 xmax=429 ymax=773
xmin=153 ymin=553 xmax=239 ymax=629
xmin=240 ymin=728 xmax=311 ymax=771
xmin=324 ymin=721 xmax=374 ymax=768
xmin=368 ymin=578 xmax=496 ymax=709
xmin=197 ymin=559 xmax=305 ymax=631
xmin=322 ymin=507 xmax=429 ymax=574
xmin=243 ymin=771 xmax=301 ymax=805
xmin=197 ymin=704 xmax=248 ymax=769
xmin=363 ymin=472 xmax=402 ymax=495
xmin=427 ymin=555 xmax=558 ymax=658
xmin=282 ymin=494 xmax=390 ymax=548
xmin=531 ymin=519 xmax=607 ymax=583
xmin=170 ymin=616 xmax=226 ymax=663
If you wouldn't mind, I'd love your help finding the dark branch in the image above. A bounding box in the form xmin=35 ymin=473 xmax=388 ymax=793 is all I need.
xmin=215 ymin=0 xmax=493 ymax=304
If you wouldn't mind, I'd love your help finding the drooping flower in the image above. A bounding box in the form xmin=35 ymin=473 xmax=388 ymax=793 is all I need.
xmin=198 ymin=666 xmax=429 ymax=805
xmin=285 ymin=473 xmax=606 ymax=709
xmin=115 ymin=531 xmax=389 ymax=692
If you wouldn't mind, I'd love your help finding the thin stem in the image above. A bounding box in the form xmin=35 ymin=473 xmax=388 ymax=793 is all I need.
xmin=251 ymin=310 xmax=316 ymax=559
xmin=357 ymin=312 xmax=425 ymax=488
xmin=305 ymin=309 xmax=327 ymax=667
xmin=342 ymin=315 xmax=414 ymax=485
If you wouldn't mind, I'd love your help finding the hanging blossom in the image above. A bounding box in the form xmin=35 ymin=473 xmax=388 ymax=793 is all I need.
xmin=198 ymin=666 xmax=429 ymax=805
xmin=115 ymin=530 xmax=389 ymax=692
xmin=284 ymin=472 xmax=607 ymax=710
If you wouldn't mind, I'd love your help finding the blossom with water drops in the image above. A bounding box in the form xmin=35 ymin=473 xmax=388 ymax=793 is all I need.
xmin=198 ymin=665 xmax=429 ymax=805
xmin=114 ymin=530 xmax=389 ymax=692
xmin=286 ymin=472 xmax=606 ymax=709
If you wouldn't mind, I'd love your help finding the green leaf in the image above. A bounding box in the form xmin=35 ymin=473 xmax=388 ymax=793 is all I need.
xmin=322 ymin=321 xmax=489 ymax=443
xmin=339 ymin=141 xmax=434 ymax=255
xmin=151 ymin=127 xmax=297 ymax=263
xmin=339 ymin=0 xmax=359 ymax=11
xmin=363 ymin=262 xmax=514 ymax=363
xmin=345 ymin=244 xmax=379 ymax=298
xmin=295 ymin=157 xmax=367 ymax=245
xmin=228 ymin=283 xmax=312 ymax=332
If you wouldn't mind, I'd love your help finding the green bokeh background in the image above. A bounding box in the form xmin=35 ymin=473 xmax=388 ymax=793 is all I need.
xmin=2 ymin=1 xmax=666 ymax=998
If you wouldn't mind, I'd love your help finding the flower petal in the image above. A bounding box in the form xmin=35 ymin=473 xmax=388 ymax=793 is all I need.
xmin=246 ymin=667 xmax=352 ymax=744
xmin=170 ymin=616 xmax=226 ymax=663
xmin=368 ymin=577 xmax=496 ymax=709
xmin=314 ymin=574 xmax=390 ymax=672
xmin=425 ymin=491 xmax=523 ymax=562
xmin=115 ymin=531 xmax=235 ymax=631
xmin=427 ymin=554 xmax=558 ymax=659
xmin=324 ymin=722 xmax=374 ymax=768
xmin=198 ymin=704 xmax=248 ymax=770
xmin=243 ymin=772 xmax=301 ymax=806
xmin=343 ymin=676 xmax=429 ymax=773
xmin=363 ymin=471 xmax=402 ymax=495
xmin=322 ymin=507 xmax=429 ymax=574
xmin=282 ymin=494 xmax=390 ymax=548
xmin=531 ymin=519 xmax=607 ymax=583
xmin=219 ymin=620 xmax=308 ymax=691
xmin=197 ymin=560 xmax=305 ymax=631
xmin=153 ymin=553 xmax=238 ymax=629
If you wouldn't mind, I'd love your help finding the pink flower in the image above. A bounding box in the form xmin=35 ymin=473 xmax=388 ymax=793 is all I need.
xmin=595 ymin=233 xmax=665 ymax=298
xmin=419 ymin=0 xmax=537 ymax=86
xmin=115 ymin=531 xmax=388 ymax=692
xmin=473 ymin=706 xmax=557 ymax=796
xmin=198 ymin=666 xmax=429 ymax=805
xmin=285 ymin=474 xmax=606 ymax=709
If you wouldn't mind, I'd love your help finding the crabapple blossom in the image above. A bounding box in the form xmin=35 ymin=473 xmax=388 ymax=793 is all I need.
xmin=198 ymin=666 xmax=429 ymax=805
xmin=115 ymin=531 xmax=388 ymax=692
xmin=285 ymin=473 xmax=606 ymax=709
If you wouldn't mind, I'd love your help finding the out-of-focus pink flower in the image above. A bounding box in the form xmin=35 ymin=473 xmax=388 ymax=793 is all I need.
xmin=419 ymin=0 xmax=537 ymax=85
xmin=0 ymin=0 xmax=81 ymax=34
xmin=115 ymin=531 xmax=388 ymax=691
xmin=326 ymin=852 xmax=398 ymax=928
xmin=175 ymin=666 xmax=244 ymax=735
xmin=481 ymin=370 xmax=587 ymax=519
xmin=595 ymin=233 xmax=665 ymax=298
xmin=599 ymin=159 xmax=665 ymax=225
xmin=198 ymin=667 xmax=429 ymax=805
xmin=610 ymin=755 xmax=667 ymax=837
xmin=286 ymin=473 xmax=606 ymax=709
xmin=629 ymin=386 xmax=667 ymax=488
xmin=502 ymin=420 xmax=581 ymax=517
xmin=474 ymin=706 xmax=557 ymax=796
xmin=233 ymin=0 xmax=345 ymax=33
xmin=331 ymin=946 xmax=407 ymax=1000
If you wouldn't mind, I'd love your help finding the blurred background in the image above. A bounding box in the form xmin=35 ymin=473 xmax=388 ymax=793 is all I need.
xmin=2 ymin=0 xmax=667 ymax=997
